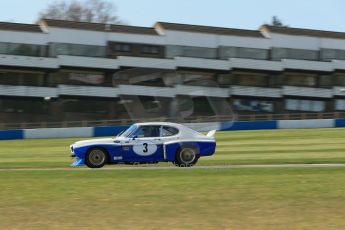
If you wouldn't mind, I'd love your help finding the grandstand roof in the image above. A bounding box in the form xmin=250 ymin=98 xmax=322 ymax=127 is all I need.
xmin=0 ymin=22 xmax=42 ymax=33
xmin=260 ymin=24 xmax=345 ymax=39
xmin=40 ymin=19 xmax=159 ymax=35
xmin=155 ymin=22 xmax=264 ymax=37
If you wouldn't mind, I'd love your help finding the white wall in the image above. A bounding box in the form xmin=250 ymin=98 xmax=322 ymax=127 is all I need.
xmin=0 ymin=31 xmax=47 ymax=44
xmin=47 ymin=27 xmax=107 ymax=45
xmin=47 ymin=27 xmax=164 ymax=46
xmin=282 ymin=59 xmax=333 ymax=72
xmin=269 ymin=33 xmax=320 ymax=50
xmin=320 ymin=38 xmax=345 ymax=50
xmin=0 ymin=54 xmax=58 ymax=68
xmin=164 ymin=30 xmax=218 ymax=48
xmin=0 ymin=85 xmax=57 ymax=98
xmin=2 ymin=25 xmax=345 ymax=53
xmin=218 ymin=35 xmax=270 ymax=49
xmin=163 ymin=30 xmax=269 ymax=49
xmin=58 ymin=55 xmax=119 ymax=69
xmin=270 ymin=33 xmax=345 ymax=50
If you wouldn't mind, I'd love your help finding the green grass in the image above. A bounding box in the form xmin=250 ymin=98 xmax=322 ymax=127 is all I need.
xmin=1 ymin=128 xmax=345 ymax=169
xmin=1 ymin=168 xmax=345 ymax=229
xmin=1 ymin=128 xmax=345 ymax=229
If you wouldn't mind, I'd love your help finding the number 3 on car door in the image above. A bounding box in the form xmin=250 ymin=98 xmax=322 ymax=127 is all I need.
xmin=143 ymin=143 xmax=148 ymax=153
xmin=133 ymin=140 xmax=157 ymax=156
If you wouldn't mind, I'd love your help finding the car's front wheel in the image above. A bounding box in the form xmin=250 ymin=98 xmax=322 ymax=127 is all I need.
xmin=174 ymin=147 xmax=199 ymax=167
xmin=85 ymin=148 xmax=107 ymax=168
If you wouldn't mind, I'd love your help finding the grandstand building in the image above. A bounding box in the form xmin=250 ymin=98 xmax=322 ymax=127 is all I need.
xmin=0 ymin=19 xmax=345 ymax=124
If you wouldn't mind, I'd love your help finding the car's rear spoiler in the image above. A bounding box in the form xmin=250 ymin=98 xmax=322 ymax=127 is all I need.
xmin=206 ymin=130 xmax=216 ymax=138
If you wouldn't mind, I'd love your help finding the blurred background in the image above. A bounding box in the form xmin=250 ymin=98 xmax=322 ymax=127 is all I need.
xmin=0 ymin=0 xmax=345 ymax=129
xmin=2 ymin=2 xmax=345 ymax=229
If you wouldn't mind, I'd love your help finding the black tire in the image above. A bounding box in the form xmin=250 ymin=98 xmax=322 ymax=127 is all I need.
xmin=85 ymin=148 xmax=108 ymax=168
xmin=174 ymin=147 xmax=199 ymax=167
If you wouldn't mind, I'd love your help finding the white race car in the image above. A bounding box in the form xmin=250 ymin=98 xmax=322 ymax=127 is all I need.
xmin=70 ymin=122 xmax=216 ymax=168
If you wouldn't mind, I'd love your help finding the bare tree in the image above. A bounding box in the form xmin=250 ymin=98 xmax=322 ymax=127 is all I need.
xmin=39 ymin=0 xmax=123 ymax=24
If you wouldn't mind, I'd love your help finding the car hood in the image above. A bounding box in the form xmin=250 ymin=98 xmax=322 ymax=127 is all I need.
xmin=71 ymin=136 xmax=129 ymax=148
xmin=72 ymin=138 xmax=115 ymax=148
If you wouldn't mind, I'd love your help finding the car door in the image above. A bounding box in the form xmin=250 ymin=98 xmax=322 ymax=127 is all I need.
xmin=123 ymin=125 xmax=164 ymax=162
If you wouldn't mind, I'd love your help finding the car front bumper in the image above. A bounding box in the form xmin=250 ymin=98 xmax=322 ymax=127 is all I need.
xmin=71 ymin=157 xmax=84 ymax=166
xmin=70 ymin=145 xmax=84 ymax=166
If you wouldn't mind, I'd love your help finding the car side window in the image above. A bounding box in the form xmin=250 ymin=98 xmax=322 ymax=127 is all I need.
xmin=161 ymin=126 xmax=179 ymax=137
xmin=132 ymin=126 xmax=161 ymax=138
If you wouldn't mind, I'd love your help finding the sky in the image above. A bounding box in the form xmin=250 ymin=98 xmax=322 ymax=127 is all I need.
xmin=1 ymin=0 xmax=345 ymax=32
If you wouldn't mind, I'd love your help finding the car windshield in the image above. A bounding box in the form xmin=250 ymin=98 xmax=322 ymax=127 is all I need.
xmin=118 ymin=124 xmax=137 ymax=137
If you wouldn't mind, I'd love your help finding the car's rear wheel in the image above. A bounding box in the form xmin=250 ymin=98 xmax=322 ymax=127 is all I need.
xmin=174 ymin=147 xmax=199 ymax=167
xmin=85 ymin=148 xmax=107 ymax=168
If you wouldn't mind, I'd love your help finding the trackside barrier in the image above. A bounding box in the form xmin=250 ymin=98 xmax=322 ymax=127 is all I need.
xmin=278 ymin=119 xmax=334 ymax=129
xmin=1 ymin=118 xmax=345 ymax=140
xmin=221 ymin=121 xmax=277 ymax=131
xmin=93 ymin=125 xmax=129 ymax=137
xmin=0 ymin=129 xmax=23 ymax=140
xmin=24 ymin=127 xmax=93 ymax=139
xmin=335 ymin=119 xmax=345 ymax=127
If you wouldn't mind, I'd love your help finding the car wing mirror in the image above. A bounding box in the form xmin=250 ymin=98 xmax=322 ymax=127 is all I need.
xmin=132 ymin=135 xmax=138 ymax=140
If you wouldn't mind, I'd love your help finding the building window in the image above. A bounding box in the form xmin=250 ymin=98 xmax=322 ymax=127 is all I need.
xmin=321 ymin=49 xmax=345 ymax=61
xmin=114 ymin=43 xmax=131 ymax=52
xmin=285 ymin=99 xmax=325 ymax=112
xmin=50 ymin=43 xmax=105 ymax=57
xmin=217 ymin=74 xmax=233 ymax=86
xmin=283 ymin=72 xmax=317 ymax=87
xmin=165 ymin=45 xmax=217 ymax=59
xmin=319 ymin=75 xmax=333 ymax=88
xmin=334 ymin=73 xmax=345 ymax=86
xmin=113 ymin=68 xmax=172 ymax=87
xmin=139 ymin=96 xmax=161 ymax=111
xmin=219 ymin=46 xmax=269 ymax=60
xmin=335 ymin=100 xmax=345 ymax=111
xmin=49 ymin=70 xmax=105 ymax=86
xmin=191 ymin=97 xmax=215 ymax=116
xmin=141 ymin=45 xmax=160 ymax=54
xmin=231 ymin=71 xmax=271 ymax=87
xmin=0 ymin=98 xmax=48 ymax=114
xmin=62 ymin=99 xmax=109 ymax=114
xmin=271 ymin=47 xmax=319 ymax=61
xmin=0 ymin=70 xmax=45 ymax=86
xmin=179 ymin=72 xmax=217 ymax=87
xmin=233 ymin=99 xmax=274 ymax=113
xmin=0 ymin=42 xmax=45 ymax=57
